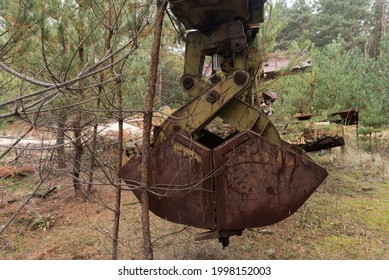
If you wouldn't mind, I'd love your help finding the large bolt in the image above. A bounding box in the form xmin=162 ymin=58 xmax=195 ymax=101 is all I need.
xmin=206 ymin=90 xmax=219 ymax=104
xmin=210 ymin=74 xmax=221 ymax=84
xmin=231 ymin=39 xmax=246 ymax=53
xmin=233 ymin=70 xmax=248 ymax=85
xmin=182 ymin=75 xmax=195 ymax=90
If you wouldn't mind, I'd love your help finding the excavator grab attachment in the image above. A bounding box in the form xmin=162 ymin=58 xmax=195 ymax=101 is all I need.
xmin=119 ymin=0 xmax=328 ymax=245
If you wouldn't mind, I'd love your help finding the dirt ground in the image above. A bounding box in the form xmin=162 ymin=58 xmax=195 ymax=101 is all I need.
xmin=1 ymin=158 xmax=388 ymax=260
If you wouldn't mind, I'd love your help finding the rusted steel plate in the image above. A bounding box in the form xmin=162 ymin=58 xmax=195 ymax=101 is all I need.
xmin=262 ymin=91 xmax=278 ymax=102
xmin=330 ymin=109 xmax=358 ymax=125
xmin=213 ymin=130 xmax=328 ymax=230
xmin=303 ymin=136 xmax=345 ymax=152
xmin=295 ymin=113 xmax=318 ymax=121
xmin=168 ymin=0 xmax=265 ymax=30
xmin=118 ymin=133 xmax=214 ymax=229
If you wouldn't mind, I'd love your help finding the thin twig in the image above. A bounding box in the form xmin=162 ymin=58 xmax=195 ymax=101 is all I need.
xmin=0 ymin=125 xmax=33 ymax=160
xmin=0 ymin=179 xmax=45 ymax=236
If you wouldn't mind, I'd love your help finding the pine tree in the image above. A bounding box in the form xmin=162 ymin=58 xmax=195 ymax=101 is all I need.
xmin=276 ymin=0 xmax=314 ymax=49
xmin=368 ymin=0 xmax=389 ymax=57
xmin=312 ymin=0 xmax=371 ymax=51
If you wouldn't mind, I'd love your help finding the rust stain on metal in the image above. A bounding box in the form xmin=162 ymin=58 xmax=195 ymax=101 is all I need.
xmin=119 ymin=133 xmax=215 ymax=229
xmin=213 ymin=130 xmax=327 ymax=230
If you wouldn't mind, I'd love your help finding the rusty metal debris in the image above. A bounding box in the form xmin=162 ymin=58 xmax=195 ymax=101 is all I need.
xmin=263 ymin=51 xmax=312 ymax=80
xmin=288 ymin=109 xmax=358 ymax=152
xmin=330 ymin=109 xmax=359 ymax=126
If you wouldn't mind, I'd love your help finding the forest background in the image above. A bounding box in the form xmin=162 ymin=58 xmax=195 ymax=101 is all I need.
xmin=0 ymin=0 xmax=388 ymax=260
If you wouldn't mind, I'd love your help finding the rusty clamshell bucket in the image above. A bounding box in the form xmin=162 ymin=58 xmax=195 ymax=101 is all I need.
xmin=119 ymin=127 xmax=327 ymax=239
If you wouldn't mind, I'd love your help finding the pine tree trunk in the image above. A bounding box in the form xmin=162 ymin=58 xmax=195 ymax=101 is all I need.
xmin=382 ymin=0 xmax=387 ymax=38
xmin=87 ymin=123 xmax=98 ymax=194
xmin=112 ymin=115 xmax=123 ymax=259
xmin=56 ymin=108 xmax=67 ymax=169
xmin=72 ymin=114 xmax=83 ymax=195
xmin=140 ymin=0 xmax=168 ymax=260
xmin=158 ymin=70 xmax=163 ymax=107
xmin=72 ymin=33 xmax=85 ymax=197
xmin=57 ymin=19 xmax=69 ymax=170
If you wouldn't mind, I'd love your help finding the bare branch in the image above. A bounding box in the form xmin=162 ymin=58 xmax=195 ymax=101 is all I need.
xmin=0 ymin=61 xmax=54 ymax=88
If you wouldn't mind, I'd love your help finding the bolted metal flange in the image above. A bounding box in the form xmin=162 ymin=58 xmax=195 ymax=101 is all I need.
xmin=181 ymin=75 xmax=195 ymax=90
xmin=206 ymin=90 xmax=219 ymax=103
xmin=231 ymin=38 xmax=246 ymax=53
xmin=233 ymin=70 xmax=248 ymax=85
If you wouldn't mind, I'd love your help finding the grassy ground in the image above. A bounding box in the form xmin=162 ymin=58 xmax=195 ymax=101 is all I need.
xmin=0 ymin=129 xmax=388 ymax=260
